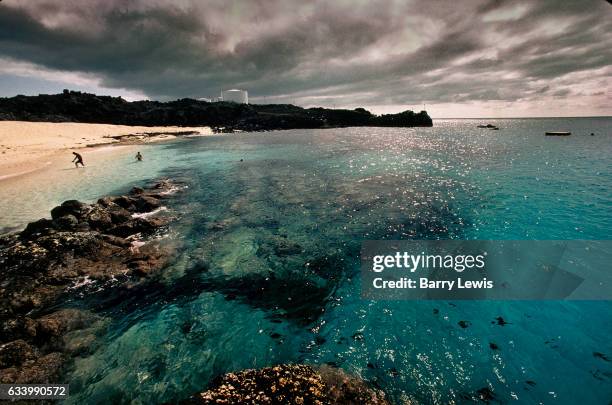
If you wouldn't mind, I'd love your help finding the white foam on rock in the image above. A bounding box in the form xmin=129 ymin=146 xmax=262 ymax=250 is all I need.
xmin=131 ymin=206 xmax=168 ymax=218
xmin=159 ymin=185 xmax=188 ymax=196
xmin=69 ymin=276 xmax=95 ymax=290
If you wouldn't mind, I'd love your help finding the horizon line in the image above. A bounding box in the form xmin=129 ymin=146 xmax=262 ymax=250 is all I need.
xmin=431 ymin=115 xmax=612 ymax=120
xmin=432 ymin=115 xmax=612 ymax=119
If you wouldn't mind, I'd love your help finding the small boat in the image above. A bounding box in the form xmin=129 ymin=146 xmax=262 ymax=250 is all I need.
xmin=545 ymin=131 xmax=571 ymax=136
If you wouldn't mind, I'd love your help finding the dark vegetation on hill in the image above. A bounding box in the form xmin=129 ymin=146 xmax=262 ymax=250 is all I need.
xmin=0 ymin=90 xmax=433 ymax=131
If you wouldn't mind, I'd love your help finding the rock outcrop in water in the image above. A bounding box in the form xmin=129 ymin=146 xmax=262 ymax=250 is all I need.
xmin=182 ymin=364 xmax=389 ymax=404
xmin=0 ymin=91 xmax=433 ymax=130
xmin=0 ymin=180 xmax=179 ymax=383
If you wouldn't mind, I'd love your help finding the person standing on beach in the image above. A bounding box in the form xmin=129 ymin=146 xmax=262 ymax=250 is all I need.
xmin=136 ymin=151 xmax=143 ymax=161
xmin=72 ymin=152 xmax=84 ymax=168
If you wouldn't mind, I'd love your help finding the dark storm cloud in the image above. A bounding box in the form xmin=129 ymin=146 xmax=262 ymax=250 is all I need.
xmin=0 ymin=0 xmax=610 ymax=110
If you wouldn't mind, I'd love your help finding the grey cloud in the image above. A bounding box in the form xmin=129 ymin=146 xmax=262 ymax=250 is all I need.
xmin=0 ymin=0 xmax=610 ymax=109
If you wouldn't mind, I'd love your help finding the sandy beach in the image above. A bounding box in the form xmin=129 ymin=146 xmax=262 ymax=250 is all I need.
xmin=0 ymin=121 xmax=213 ymax=180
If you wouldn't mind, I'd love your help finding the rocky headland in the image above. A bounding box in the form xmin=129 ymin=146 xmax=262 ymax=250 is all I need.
xmin=0 ymin=91 xmax=433 ymax=131
xmin=0 ymin=180 xmax=180 ymax=383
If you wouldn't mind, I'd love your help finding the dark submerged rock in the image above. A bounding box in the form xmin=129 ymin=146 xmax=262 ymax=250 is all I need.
xmin=459 ymin=386 xmax=498 ymax=403
xmin=272 ymin=238 xmax=303 ymax=256
xmin=35 ymin=309 xmax=98 ymax=345
xmin=492 ymin=316 xmax=510 ymax=326
xmin=458 ymin=320 xmax=471 ymax=328
xmin=476 ymin=386 xmax=496 ymax=402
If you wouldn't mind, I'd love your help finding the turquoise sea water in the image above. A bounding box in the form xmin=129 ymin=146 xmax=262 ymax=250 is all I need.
xmin=1 ymin=118 xmax=611 ymax=404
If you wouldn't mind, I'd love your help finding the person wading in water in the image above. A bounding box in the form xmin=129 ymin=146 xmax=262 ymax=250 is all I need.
xmin=136 ymin=151 xmax=143 ymax=161
xmin=72 ymin=152 xmax=84 ymax=168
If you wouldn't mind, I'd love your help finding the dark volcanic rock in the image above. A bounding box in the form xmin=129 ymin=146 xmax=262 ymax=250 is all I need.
xmin=20 ymin=218 xmax=55 ymax=238
xmin=108 ymin=206 xmax=132 ymax=224
xmin=182 ymin=364 xmax=389 ymax=404
xmin=0 ymin=340 xmax=39 ymax=368
xmin=107 ymin=217 xmax=167 ymax=238
xmin=50 ymin=200 xmax=85 ymax=220
xmin=0 ymin=317 xmax=38 ymax=343
xmin=112 ymin=195 xmax=136 ymax=210
xmin=133 ymin=195 xmax=162 ymax=212
xmin=0 ymin=352 xmax=64 ymax=384
xmin=53 ymin=214 xmax=79 ymax=230
xmin=35 ymin=309 xmax=98 ymax=344
xmin=101 ymin=234 xmax=132 ymax=248
xmin=97 ymin=196 xmax=113 ymax=207
xmin=84 ymin=205 xmax=113 ymax=231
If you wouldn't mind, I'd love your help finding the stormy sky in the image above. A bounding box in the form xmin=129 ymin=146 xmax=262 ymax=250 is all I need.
xmin=0 ymin=0 xmax=610 ymax=117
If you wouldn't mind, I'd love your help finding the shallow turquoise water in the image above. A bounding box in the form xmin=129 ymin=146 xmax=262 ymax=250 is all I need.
xmin=2 ymin=118 xmax=611 ymax=403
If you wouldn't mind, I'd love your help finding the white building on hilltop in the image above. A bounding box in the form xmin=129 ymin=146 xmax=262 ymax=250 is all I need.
xmin=221 ymin=89 xmax=248 ymax=104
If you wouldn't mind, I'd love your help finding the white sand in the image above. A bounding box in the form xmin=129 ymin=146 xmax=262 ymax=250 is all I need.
xmin=0 ymin=121 xmax=212 ymax=180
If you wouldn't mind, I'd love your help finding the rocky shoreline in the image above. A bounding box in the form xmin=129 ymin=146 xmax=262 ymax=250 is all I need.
xmin=0 ymin=180 xmax=180 ymax=383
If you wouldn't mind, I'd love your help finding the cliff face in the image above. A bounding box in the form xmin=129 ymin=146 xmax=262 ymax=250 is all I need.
xmin=0 ymin=91 xmax=433 ymax=130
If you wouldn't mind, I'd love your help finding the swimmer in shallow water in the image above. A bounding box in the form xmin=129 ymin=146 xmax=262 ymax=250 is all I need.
xmin=136 ymin=151 xmax=143 ymax=161
xmin=72 ymin=152 xmax=84 ymax=168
